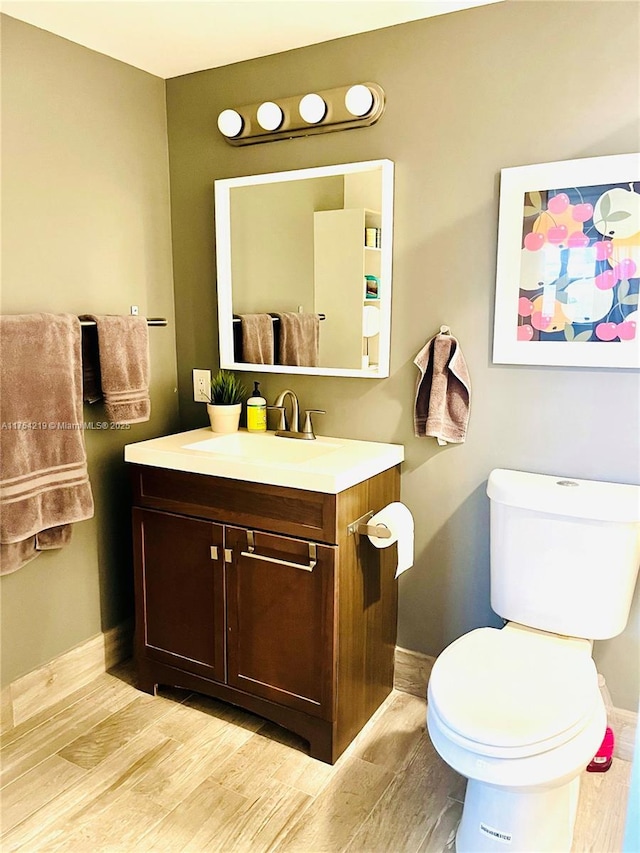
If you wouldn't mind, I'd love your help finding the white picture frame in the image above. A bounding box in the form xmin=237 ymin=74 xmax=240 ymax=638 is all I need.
xmin=493 ymin=153 xmax=640 ymax=369
xmin=215 ymin=159 xmax=394 ymax=378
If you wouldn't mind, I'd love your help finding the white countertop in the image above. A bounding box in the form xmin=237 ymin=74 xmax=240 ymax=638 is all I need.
xmin=124 ymin=428 xmax=404 ymax=494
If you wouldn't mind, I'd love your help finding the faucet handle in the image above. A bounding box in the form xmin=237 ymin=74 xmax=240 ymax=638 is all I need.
xmin=267 ymin=405 xmax=287 ymax=431
xmin=302 ymin=409 xmax=325 ymax=437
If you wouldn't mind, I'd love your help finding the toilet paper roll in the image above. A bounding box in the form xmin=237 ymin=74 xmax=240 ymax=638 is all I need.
xmin=367 ymin=501 xmax=414 ymax=578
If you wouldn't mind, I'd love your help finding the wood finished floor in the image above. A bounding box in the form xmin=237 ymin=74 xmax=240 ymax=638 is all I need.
xmin=0 ymin=662 xmax=632 ymax=852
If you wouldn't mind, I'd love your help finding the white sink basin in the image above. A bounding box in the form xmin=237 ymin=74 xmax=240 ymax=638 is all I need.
xmin=125 ymin=428 xmax=403 ymax=494
xmin=182 ymin=431 xmax=343 ymax=465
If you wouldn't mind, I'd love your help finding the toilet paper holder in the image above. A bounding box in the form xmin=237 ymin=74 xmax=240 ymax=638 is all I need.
xmin=347 ymin=510 xmax=392 ymax=539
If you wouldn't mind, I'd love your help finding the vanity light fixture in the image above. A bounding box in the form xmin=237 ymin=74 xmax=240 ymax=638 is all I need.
xmin=298 ymin=93 xmax=327 ymax=124
xmin=256 ymin=101 xmax=284 ymax=131
xmin=345 ymin=84 xmax=375 ymax=117
xmin=216 ymin=83 xmax=384 ymax=146
xmin=217 ymin=108 xmax=244 ymax=139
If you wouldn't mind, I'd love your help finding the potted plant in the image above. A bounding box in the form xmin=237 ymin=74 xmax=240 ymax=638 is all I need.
xmin=206 ymin=370 xmax=247 ymax=433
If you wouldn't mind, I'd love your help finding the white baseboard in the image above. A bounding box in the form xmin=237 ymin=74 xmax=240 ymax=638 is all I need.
xmin=393 ymin=645 xmax=636 ymax=762
xmin=1 ymin=619 xmax=133 ymax=731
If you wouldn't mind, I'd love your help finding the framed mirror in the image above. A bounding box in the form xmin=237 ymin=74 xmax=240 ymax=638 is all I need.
xmin=215 ymin=159 xmax=394 ymax=378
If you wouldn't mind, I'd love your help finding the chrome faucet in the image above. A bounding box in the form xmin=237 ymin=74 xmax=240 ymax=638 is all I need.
xmin=270 ymin=389 xmax=325 ymax=440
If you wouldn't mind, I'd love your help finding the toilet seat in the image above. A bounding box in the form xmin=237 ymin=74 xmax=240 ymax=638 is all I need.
xmin=428 ymin=626 xmax=599 ymax=759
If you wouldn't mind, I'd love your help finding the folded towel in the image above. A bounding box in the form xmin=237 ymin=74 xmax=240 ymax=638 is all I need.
xmin=275 ymin=312 xmax=319 ymax=367
xmin=0 ymin=313 xmax=94 ymax=574
xmin=414 ymin=332 xmax=471 ymax=445
xmin=238 ymin=313 xmax=274 ymax=364
xmin=80 ymin=315 xmax=150 ymax=424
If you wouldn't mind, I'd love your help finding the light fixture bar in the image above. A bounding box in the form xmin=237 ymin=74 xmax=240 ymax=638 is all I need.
xmin=217 ymin=83 xmax=385 ymax=146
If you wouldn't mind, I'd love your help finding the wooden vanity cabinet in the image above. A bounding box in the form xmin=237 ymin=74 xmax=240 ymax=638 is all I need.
xmin=130 ymin=463 xmax=400 ymax=764
xmin=132 ymin=508 xmax=226 ymax=683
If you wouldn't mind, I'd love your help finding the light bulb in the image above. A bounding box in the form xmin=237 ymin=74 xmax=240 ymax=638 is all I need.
xmin=345 ymin=85 xmax=374 ymax=117
xmin=217 ymin=109 xmax=243 ymax=138
xmin=299 ymin=93 xmax=327 ymax=124
xmin=256 ymin=101 xmax=283 ymax=131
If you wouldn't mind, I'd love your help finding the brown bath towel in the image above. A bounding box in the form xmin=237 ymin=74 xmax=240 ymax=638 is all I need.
xmin=0 ymin=314 xmax=94 ymax=574
xmin=414 ymin=332 xmax=471 ymax=445
xmin=80 ymin=314 xmax=150 ymax=424
xmin=238 ymin=314 xmax=274 ymax=364
xmin=275 ymin=313 xmax=319 ymax=367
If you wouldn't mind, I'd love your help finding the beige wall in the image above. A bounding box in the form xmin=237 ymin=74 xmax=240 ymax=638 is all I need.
xmin=167 ymin=1 xmax=640 ymax=708
xmin=0 ymin=16 xmax=179 ymax=685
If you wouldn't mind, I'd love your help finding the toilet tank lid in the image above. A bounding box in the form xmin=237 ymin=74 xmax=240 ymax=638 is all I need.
xmin=487 ymin=469 xmax=640 ymax=523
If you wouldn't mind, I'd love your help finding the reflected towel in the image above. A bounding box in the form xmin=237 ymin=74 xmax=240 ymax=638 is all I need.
xmin=80 ymin=314 xmax=150 ymax=424
xmin=414 ymin=332 xmax=471 ymax=445
xmin=0 ymin=313 xmax=94 ymax=575
xmin=238 ymin=314 xmax=274 ymax=364
xmin=275 ymin=313 xmax=319 ymax=367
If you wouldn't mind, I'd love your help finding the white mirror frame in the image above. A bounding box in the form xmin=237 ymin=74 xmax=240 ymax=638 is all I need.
xmin=215 ymin=159 xmax=394 ymax=378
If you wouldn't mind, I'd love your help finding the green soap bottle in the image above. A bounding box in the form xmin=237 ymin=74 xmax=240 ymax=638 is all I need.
xmin=246 ymin=381 xmax=267 ymax=432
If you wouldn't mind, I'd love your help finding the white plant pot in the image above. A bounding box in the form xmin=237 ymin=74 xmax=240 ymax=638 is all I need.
xmin=207 ymin=403 xmax=242 ymax=434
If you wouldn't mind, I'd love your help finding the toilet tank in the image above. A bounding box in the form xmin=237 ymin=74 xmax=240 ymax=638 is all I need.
xmin=487 ymin=469 xmax=640 ymax=640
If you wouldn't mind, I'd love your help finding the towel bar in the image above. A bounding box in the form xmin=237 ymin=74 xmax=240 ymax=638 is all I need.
xmin=79 ymin=317 xmax=167 ymax=327
xmin=240 ymin=530 xmax=317 ymax=571
xmin=232 ymin=314 xmax=325 ymax=324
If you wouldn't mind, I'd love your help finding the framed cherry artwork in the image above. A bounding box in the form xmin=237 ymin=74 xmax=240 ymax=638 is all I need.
xmin=493 ymin=153 xmax=639 ymax=369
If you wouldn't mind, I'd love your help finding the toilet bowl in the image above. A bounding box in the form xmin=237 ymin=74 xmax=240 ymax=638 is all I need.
xmin=426 ymin=469 xmax=640 ymax=852
xmin=427 ymin=624 xmax=607 ymax=851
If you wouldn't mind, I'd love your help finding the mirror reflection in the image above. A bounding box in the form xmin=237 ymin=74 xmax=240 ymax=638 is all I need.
xmin=215 ymin=159 xmax=394 ymax=378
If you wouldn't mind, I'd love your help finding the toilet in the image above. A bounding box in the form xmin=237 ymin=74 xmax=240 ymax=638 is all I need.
xmin=426 ymin=468 xmax=640 ymax=852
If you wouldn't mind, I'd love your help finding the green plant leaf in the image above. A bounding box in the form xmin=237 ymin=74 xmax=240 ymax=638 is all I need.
xmin=574 ymin=330 xmax=593 ymax=342
xmin=564 ymin=324 xmax=575 ymax=341
xmin=523 ymin=205 xmax=540 ymax=217
xmin=209 ymin=370 xmax=248 ymax=405
xmin=599 ymin=194 xmax=611 ymax=218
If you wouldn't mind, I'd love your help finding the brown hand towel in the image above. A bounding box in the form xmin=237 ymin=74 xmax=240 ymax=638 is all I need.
xmin=275 ymin=312 xmax=319 ymax=367
xmin=0 ymin=313 xmax=94 ymax=575
xmin=414 ymin=332 xmax=471 ymax=445
xmin=238 ymin=313 xmax=274 ymax=364
xmin=80 ymin=314 xmax=150 ymax=424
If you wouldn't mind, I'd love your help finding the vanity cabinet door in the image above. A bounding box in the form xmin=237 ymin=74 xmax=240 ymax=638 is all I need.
xmin=133 ymin=508 xmax=226 ymax=683
xmin=225 ymin=527 xmax=337 ymax=720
